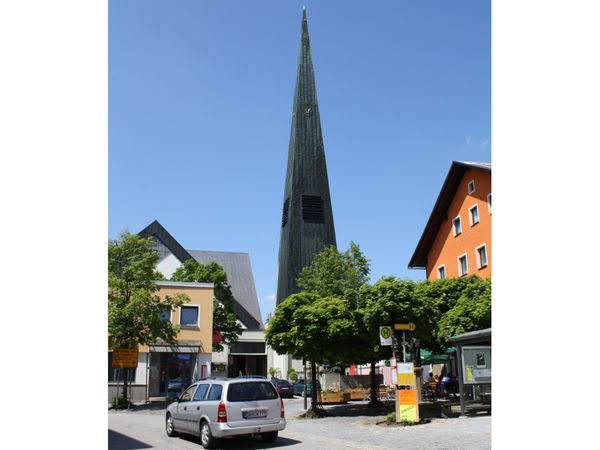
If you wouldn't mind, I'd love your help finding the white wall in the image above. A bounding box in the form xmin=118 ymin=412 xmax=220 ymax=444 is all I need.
xmin=156 ymin=253 xmax=182 ymax=279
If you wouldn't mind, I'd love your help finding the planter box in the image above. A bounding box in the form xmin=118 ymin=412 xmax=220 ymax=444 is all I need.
xmin=349 ymin=389 xmax=365 ymax=401
xmin=318 ymin=392 xmax=349 ymax=404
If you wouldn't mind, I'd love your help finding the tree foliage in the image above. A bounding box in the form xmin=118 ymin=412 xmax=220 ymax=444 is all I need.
xmin=296 ymin=242 xmax=370 ymax=307
xmin=171 ymin=259 xmax=243 ymax=352
xmin=108 ymin=231 xmax=188 ymax=350
xmin=436 ymin=277 xmax=491 ymax=344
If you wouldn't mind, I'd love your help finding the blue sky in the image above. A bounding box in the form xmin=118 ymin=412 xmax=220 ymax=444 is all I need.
xmin=109 ymin=0 xmax=491 ymax=322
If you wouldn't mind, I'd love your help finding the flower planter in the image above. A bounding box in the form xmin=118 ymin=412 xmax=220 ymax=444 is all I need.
xmin=349 ymin=389 xmax=365 ymax=401
xmin=318 ymin=392 xmax=349 ymax=404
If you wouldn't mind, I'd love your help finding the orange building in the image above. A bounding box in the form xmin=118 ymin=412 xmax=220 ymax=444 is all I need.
xmin=408 ymin=161 xmax=491 ymax=280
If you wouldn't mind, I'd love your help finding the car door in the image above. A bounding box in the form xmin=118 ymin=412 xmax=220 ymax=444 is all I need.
xmin=203 ymin=383 xmax=224 ymax=424
xmin=172 ymin=384 xmax=197 ymax=432
xmin=186 ymin=383 xmax=210 ymax=435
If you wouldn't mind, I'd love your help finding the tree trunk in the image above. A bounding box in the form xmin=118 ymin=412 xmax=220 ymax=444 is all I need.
xmin=310 ymin=361 xmax=318 ymax=412
xmin=368 ymin=360 xmax=382 ymax=408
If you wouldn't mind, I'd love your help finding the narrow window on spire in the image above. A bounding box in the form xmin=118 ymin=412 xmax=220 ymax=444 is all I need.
xmin=302 ymin=195 xmax=324 ymax=223
xmin=282 ymin=198 xmax=290 ymax=228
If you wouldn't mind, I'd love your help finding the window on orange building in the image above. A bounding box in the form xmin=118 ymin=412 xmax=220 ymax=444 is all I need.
xmin=468 ymin=180 xmax=475 ymax=194
xmin=453 ymin=216 xmax=462 ymax=236
xmin=476 ymin=244 xmax=488 ymax=269
xmin=487 ymin=193 xmax=492 ymax=214
xmin=437 ymin=265 xmax=446 ymax=279
xmin=469 ymin=204 xmax=479 ymax=226
xmin=458 ymin=254 xmax=468 ymax=276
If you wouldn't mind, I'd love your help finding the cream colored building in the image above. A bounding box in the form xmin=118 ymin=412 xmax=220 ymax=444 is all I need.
xmin=109 ymin=281 xmax=214 ymax=404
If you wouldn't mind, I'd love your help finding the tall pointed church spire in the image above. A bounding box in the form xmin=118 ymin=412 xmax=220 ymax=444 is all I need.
xmin=275 ymin=9 xmax=337 ymax=306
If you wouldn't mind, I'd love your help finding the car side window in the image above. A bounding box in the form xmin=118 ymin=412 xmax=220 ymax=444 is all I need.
xmin=193 ymin=384 xmax=210 ymax=401
xmin=180 ymin=385 xmax=196 ymax=402
xmin=207 ymin=384 xmax=223 ymax=401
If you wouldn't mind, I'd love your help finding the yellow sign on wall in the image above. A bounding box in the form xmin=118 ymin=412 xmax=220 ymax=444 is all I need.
xmin=112 ymin=349 xmax=138 ymax=368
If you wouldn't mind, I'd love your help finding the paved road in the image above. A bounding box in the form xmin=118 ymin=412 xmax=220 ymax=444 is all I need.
xmin=108 ymin=397 xmax=490 ymax=449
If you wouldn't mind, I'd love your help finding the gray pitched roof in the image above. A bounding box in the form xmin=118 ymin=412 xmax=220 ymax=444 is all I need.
xmin=187 ymin=250 xmax=263 ymax=329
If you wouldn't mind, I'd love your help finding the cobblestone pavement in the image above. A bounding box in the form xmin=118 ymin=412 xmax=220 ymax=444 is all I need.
xmin=108 ymin=397 xmax=491 ymax=449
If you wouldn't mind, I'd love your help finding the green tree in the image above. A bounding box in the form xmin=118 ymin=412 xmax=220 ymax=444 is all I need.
xmin=108 ymin=231 xmax=189 ymax=407
xmin=287 ymin=367 xmax=298 ymax=382
xmin=171 ymin=259 xmax=243 ymax=352
xmin=296 ymin=242 xmax=370 ymax=307
xmin=265 ymin=293 xmax=360 ymax=412
xmin=437 ymin=277 xmax=491 ymax=345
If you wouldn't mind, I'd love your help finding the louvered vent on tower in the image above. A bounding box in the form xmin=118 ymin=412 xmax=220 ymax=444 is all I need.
xmin=282 ymin=197 xmax=290 ymax=227
xmin=302 ymin=195 xmax=324 ymax=223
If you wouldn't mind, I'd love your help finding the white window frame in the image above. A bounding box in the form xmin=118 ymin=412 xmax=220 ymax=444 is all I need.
xmin=469 ymin=203 xmax=480 ymax=227
xmin=467 ymin=180 xmax=475 ymax=194
xmin=437 ymin=265 xmax=446 ymax=280
xmin=487 ymin=193 xmax=492 ymax=214
xmin=452 ymin=215 xmax=462 ymax=236
xmin=179 ymin=305 xmax=200 ymax=328
xmin=457 ymin=253 xmax=468 ymax=276
xmin=475 ymin=244 xmax=488 ymax=269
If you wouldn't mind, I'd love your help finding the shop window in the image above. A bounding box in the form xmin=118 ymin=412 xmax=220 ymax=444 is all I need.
xmin=180 ymin=305 xmax=199 ymax=327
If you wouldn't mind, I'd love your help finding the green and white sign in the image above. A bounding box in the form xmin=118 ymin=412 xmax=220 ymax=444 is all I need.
xmin=379 ymin=326 xmax=393 ymax=346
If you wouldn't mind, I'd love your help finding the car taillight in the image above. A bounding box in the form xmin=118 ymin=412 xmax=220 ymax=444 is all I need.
xmin=218 ymin=401 xmax=227 ymax=423
xmin=281 ymin=398 xmax=285 ymax=418
xmin=276 ymin=387 xmax=281 ymax=390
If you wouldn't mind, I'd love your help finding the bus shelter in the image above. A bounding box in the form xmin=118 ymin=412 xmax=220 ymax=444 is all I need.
xmin=449 ymin=328 xmax=491 ymax=415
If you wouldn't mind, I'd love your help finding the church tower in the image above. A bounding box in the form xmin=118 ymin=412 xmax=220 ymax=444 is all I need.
xmin=275 ymin=8 xmax=337 ymax=306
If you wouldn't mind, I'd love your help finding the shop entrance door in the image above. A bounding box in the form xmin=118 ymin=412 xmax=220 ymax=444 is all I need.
xmin=159 ymin=353 xmax=193 ymax=398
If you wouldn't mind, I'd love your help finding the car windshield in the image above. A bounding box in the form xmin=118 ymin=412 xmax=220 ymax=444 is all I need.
xmin=227 ymin=382 xmax=278 ymax=402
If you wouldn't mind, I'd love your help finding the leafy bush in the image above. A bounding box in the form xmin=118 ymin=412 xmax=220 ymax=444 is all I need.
xmin=287 ymin=367 xmax=298 ymax=381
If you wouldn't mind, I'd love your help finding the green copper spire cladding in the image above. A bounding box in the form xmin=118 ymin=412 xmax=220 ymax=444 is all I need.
xmin=275 ymin=9 xmax=337 ymax=306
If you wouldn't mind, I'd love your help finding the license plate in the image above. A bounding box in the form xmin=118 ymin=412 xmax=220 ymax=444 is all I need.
xmin=243 ymin=410 xmax=267 ymax=419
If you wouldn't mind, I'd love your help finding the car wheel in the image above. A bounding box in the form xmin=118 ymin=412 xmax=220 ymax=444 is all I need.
xmin=200 ymin=421 xmax=217 ymax=449
xmin=165 ymin=413 xmax=178 ymax=437
xmin=261 ymin=431 xmax=278 ymax=442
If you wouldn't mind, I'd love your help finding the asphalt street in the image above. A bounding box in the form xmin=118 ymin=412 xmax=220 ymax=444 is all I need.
xmin=108 ymin=397 xmax=491 ymax=449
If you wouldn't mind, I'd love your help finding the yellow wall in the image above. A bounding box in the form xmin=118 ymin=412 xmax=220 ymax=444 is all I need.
xmin=137 ymin=282 xmax=214 ymax=353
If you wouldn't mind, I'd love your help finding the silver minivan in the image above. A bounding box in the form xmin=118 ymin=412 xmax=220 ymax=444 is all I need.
xmin=165 ymin=377 xmax=286 ymax=449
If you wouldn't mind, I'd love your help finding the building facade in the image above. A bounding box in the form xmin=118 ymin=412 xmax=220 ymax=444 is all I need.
xmin=109 ymin=281 xmax=214 ymax=403
xmin=139 ymin=220 xmax=266 ymax=378
xmin=408 ymin=161 xmax=491 ymax=280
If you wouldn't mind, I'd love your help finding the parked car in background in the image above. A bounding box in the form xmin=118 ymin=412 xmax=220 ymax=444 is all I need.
xmin=166 ymin=377 xmax=286 ymax=449
xmin=293 ymin=379 xmax=321 ymax=396
xmin=270 ymin=379 xmax=294 ymax=398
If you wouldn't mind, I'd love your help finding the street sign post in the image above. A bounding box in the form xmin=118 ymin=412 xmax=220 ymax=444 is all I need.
xmin=379 ymin=326 xmax=393 ymax=346
xmin=394 ymin=323 xmax=415 ymax=331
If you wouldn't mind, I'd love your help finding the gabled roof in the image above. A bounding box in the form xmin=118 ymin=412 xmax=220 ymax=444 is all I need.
xmin=138 ymin=221 xmax=263 ymax=329
xmin=188 ymin=250 xmax=263 ymax=330
xmin=139 ymin=220 xmax=194 ymax=264
xmin=408 ymin=161 xmax=491 ymax=270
